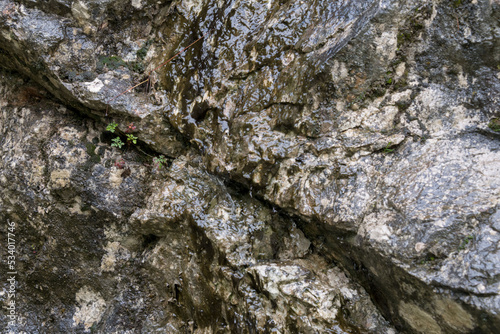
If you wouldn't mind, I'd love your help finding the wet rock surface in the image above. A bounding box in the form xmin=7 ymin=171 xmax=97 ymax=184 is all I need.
xmin=0 ymin=0 xmax=499 ymax=333
xmin=0 ymin=72 xmax=392 ymax=333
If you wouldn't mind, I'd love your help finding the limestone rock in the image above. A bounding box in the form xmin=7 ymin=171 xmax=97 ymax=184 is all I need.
xmin=1 ymin=0 xmax=499 ymax=332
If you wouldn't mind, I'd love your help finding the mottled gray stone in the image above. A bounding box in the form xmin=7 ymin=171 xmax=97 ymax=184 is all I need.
xmin=0 ymin=71 xmax=392 ymax=333
xmin=1 ymin=0 xmax=499 ymax=332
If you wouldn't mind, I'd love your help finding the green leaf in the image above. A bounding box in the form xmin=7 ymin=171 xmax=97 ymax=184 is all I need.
xmin=383 ymin=142 xmax=395 ymax=153
xmin=106 ymin=122 xmax=118 ymax=133
xmin=126 ymin=134 xmax=138 ymax=144
xmin=153 ymin=155 xmax=167 ymax=170
xmin=111 ymin=137 xmax=124 ymax=148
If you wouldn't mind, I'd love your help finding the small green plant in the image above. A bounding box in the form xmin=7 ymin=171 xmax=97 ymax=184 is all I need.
xmin=153 ymin=155 xmax=167 ymax=171
xmin=459 ymin=235 xmax=474 ymax=250
xmin=107 ymin=123 xmax=138 ymax=149
xmin=126 ymin=134 xmax=138 ymax=144
xmin=136 ymin=39 xmax=153 ymax=60
xmin=111 ymin=137 xmax=124 ymax=148
xmin=420 ymin=254 xmax=436 ymax=264
xmin=106 ymin=122 xmax=118 ymax=133
xmin=488 ymin=118 xmax=500 ymax=132
xmin=383 ymin=142 xmax=395 ymax=153
xmin=98 ymin=56 xmax=126 ymax=71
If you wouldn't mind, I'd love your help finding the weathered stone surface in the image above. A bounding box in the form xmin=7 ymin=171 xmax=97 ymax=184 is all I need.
xmin=0 ymin=0 xmax=499 ymax=332
xmin=0 ymin=71 xmax=392 ymax=333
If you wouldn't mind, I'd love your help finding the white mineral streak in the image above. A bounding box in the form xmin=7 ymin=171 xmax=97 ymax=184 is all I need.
xmin=73 ymin=287 xmax=106 ymax=330
xmin=84 ymin=78 xmax=104 ymax=93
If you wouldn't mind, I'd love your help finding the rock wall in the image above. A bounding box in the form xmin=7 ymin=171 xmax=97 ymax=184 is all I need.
xmin=0 ymin=0 xmax=499 ymax=333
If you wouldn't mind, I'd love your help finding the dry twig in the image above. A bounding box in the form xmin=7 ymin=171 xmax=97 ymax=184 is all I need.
xmin=106 ymin=29 xmax=212 ymax=115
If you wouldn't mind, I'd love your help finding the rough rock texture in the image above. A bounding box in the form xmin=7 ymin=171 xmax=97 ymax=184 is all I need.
xmin=0 ymin=73 xmax=392 ymax=333
xmin=0 ymin=0 xmax=499 ymax=333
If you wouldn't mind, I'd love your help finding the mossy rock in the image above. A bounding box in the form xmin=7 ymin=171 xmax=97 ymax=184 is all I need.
xmin=97 ymin=56 xmax=126 ymax=71
xmin=85 ymin=142 xmax=101 ymax=163
xmin=136 ymin=40 xmax=153 ymax=60
xmin=488 ymin=118 xmax=500 ymax=132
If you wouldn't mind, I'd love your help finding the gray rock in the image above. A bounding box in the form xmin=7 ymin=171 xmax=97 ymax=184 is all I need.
xmin=0 ymin=71 xmax=392 ymax=333
xmin=1 ymin=0 xmax=499 ymax=332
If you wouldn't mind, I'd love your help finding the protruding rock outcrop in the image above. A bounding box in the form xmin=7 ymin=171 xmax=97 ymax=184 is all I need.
xmin=1 ymin=0 xmax=499 ymax=332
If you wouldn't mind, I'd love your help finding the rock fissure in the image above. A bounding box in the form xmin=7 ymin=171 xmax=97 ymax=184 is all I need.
xmin=1 ymin=0 xmax=500 ymax=333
